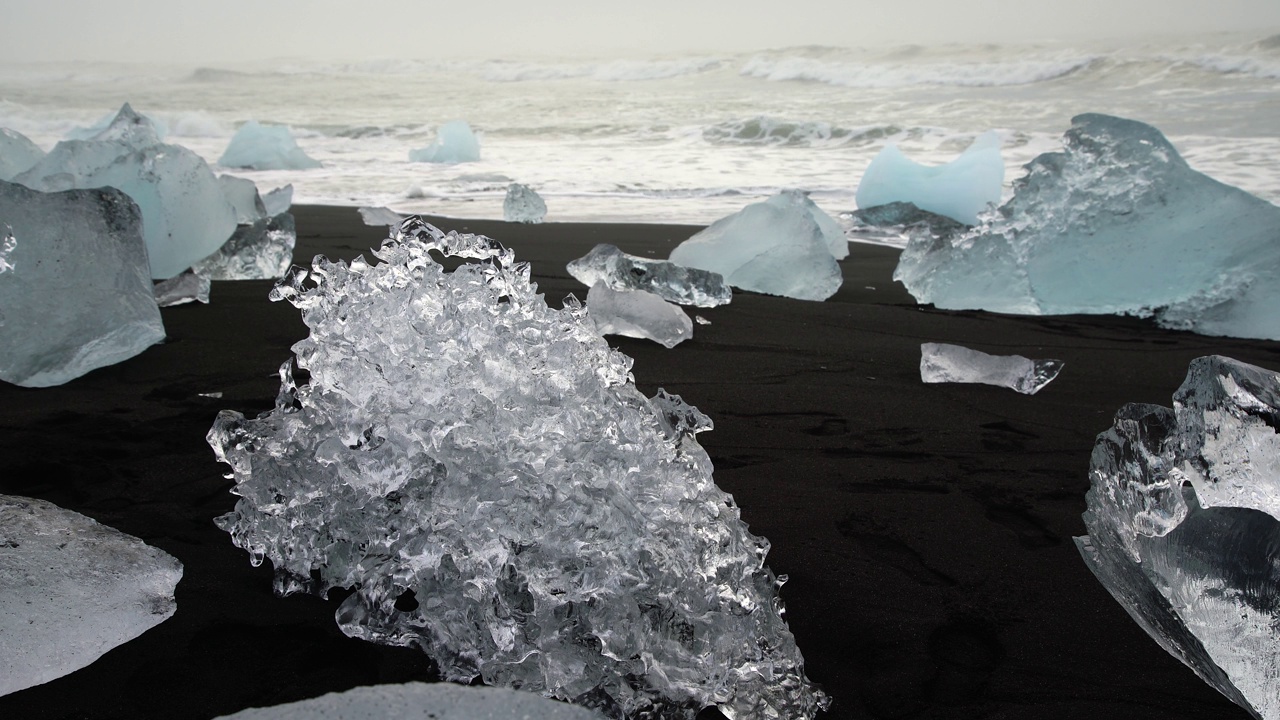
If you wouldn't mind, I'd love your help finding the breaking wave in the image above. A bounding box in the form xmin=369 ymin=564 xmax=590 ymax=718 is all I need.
xmin=702 ymin=116 xmax=900 ymax=147
xmin=1184 ymin=54 xmax=1280 ymax=80
xmin=739 ymin=54 xmax=1097 ymax=88
xmin=481 ymin=57 xmax=722 ymax=82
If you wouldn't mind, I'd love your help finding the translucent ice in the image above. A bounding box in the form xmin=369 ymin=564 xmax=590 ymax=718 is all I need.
xmin=213 ymin=683 xmax=606 ymax=720
xmin=0 ymin=128 xmax=45 ymax=181
xmin=193 ymin=212 xmax=296 ymax=280
xmin=358 ymin=206 xmax=406 ymax=227
xmin=567 ymin=243 xmax=732 ymax=307
xmin=587 ymin=283 xmax=693 ymax=348
xmin=86 ymin=103 xmax=163 ymax=150
xmin=669 ymin=195 xmax=843 ymax=301
xmin=765 ymin=189 xmax=848 ymax=259
xmin=219 ymin=120 xmax=322 ymax=171
xmin=0 ymin=494 xmax=182 ymax=696
xmin=919 ymin=342 xmax=1063 ymax=395
xmin=208 ymin=218 xmax=828 ymax=719
xmin=408 ymin=120 xmax=481 ymax=163
xmin=840 ymin=201 xmax=969 ymax=247
xmin=262 ymin=184 xmax=293 ymax=216
xmin=856 ymin=130 xmax=1004 ymax=225
xmin=0 ymin=180 xmax=164 ymax=387
xmin=503 ymin=182 xmax=547 ymax=223
xmin=154 ymin=270 xmax=211 ymax=306
xmin=1076 ymin=355 xmax=1280 ymax=720
xmin=220 ymin=174 xmax=268 ymax=223
xmin=894 ymin=114 xmax=1280 ymax=340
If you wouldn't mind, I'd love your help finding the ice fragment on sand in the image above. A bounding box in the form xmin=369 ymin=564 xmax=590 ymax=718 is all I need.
xmin=587 ymin=283 xmax=693 ymax=348
xmin=408 ymin=120 xmax=480 ymax=163
xmin=0 ymin=494 xmax=182 ymax=696
xmin=0 ymin=128 xmax=45 ymax=181
xmin=669 ymin=193 xmax=843 ymax=301
xmin=219 ymin=174 xmax=268 ymax=223
xmin=154 ymin=270 xmax=211 ymax=306
xmin=262 ymin=184 xmax=293 ymax=217
xmin=856 ymin=130 xmax=1004 ymax=225
xmin=894 ymin=114 xmax=1280 ymax=340
xmin=503 ymin=182 xmax=547 ymax=223
xmin=213 ymin=682 xmax=607 ymax=720
xmin=358 ymin=206 xmax=405 ymax=227
xmin=1076 ymin=355 xmax=1280 ymax=720
xmin=567 ymin=243 xmax=732 ymax=307
xmin=208 ymin=218 xmax=829 ymax=719
xmin=920 ymin=342 xmax=1062 ymax=395
xmin=0 ymin=180 xmax=163 ymax=387
xmin=193 ymin=212 xmax=296 ymax=280
xmin=219 ymin=120 xmax=321 ymax=170
xmin=766 ymin=189 xmax=848 ymax=259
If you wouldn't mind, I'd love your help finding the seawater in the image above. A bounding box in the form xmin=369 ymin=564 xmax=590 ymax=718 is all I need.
xmin=1 ymin=31 xmax=1277 ymax=225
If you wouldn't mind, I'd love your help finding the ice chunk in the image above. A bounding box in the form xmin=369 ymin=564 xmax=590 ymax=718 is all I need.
xmin=0 ymin=494 xmax=182 ymax=696
xmin=408 ymin=120 xmax=480 ymax=163
xmin=765 ymin=189 xmax=848 ymax=259
xmin=0 ymin=227 xmax=14 ymax=276
xmin=1076 ymin=355 xmax=1280 ymax=720
xmin=503 ymin=182 xmax=547 ymax=223
xmin=840 ymin=201 xmax=970 ymax=247
xmin=587 ymin=283 xmax=693 ymax=348
xmin=894 ymin=114 xmax=1280 ymax=340
xmin=219 ymin=174 xmax=267 ymax=223
xmin=87 ymin=103 xmax=163 ymax=150
xmin=669 ymin=195 xmax=843 ymax=301
xmin=920 ymin=342 xmax=1063 ymax=395
xmin=193 ymin=212 xmax=296 ymax=280
xmin=154 ymin=270 xmax=211 ymax=306
xmin=213 ymin=683 xmax=606 ymax=720
xmin=357 ymin=206 xmax=406 ymax=227
xmin=208 ymin=218 xmax=829 ymax=719
xmin=0 ymin=180 xmax=164 ymax=387
xmin=0 ymin=128 xmax=45 ymax=181
xmin=856 ymin=130 xmax=1004 ymax=225
xmin=262 ymin=184 xmax=293 ymax=216
xmin=567 ymin=243 xmax=732 ymax=307
xmin=219 ymin=120 xmax=321 ymax=171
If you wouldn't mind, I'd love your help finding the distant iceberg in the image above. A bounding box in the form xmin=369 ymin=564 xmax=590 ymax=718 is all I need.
xmin=856 ymin=131 xmax=1004 ymax=225
xmin=503 ymin=182 xmax=546 ymax=223
xmin=409 ymin=120 xmax=480 ymax=163
xmin=219 ymin=120 xmax=322 ymax=171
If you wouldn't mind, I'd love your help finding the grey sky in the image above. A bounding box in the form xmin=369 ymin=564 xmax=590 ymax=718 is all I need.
xmin=3 ymin=0 xmax=1280 ymax=63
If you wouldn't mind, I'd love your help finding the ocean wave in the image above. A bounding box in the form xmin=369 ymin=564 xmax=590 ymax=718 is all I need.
xmin=701 ymin=116 xmax=900 ymax=147
xmin=481 ymin=57 xmax=722 ymax=82
xmin=187 ymin=67 xmax=252 ymax=83
xmin=1184 ymin=54 xmax=1280 ymax=80
xmin=739 ymin=53 xmax=1097 ymax=88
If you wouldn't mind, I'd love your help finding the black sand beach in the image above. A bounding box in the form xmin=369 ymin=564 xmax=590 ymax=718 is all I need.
xmin=2 ymin=205 xmax=1276 ymax=719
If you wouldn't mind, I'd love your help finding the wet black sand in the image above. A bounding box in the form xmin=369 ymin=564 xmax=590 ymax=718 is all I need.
xmin=2 ymin=205 xmax=1277 ymax=719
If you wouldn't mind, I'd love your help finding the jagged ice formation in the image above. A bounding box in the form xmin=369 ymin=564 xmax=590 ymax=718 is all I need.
xmin=567 ymin=244 xmax=732 ymax=308
xmin=208 ymin=218 xmax=829 ymax=719
xmin=0 ymin=128 xmax=45 ymax=182
xmin=920 ymin=342 xmax=1063 ymax=395
xmin=503 ymin=182 xmax=547 ymax=223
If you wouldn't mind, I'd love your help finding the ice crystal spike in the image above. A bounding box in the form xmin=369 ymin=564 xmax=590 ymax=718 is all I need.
xmin=209 ymin=216 xmax=829 ymax=719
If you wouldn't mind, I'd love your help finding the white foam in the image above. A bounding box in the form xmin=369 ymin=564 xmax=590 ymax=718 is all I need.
xmin=740 ymin=54 xmax=1097 ymax=88
xmin=482 ymin=57 xmax=722 ymax=82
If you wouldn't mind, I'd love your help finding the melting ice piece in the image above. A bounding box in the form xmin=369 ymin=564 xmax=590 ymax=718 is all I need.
xmin=261 ymin=184 xmax=293 ymax=217
xmin=856 ymin=131 xmax=1004 ymax=225
xmin=586 ymin=283 xmax=693 ymax=348
xmin=358 ymin=206 xmax=406 ymax=227
xmin=1077 ymin=355 xmax=1280 ymax=720
xmin=208 ymin=218 xmax=829 ymax=719
xmin=0 ymin=180 xmax=164 ymax=387
xmin=219 ymin=174 xmax=268 ymax=223
xmin=409 ymin=120 xmax=481 ymax=163
xmin=219 ymin=120 xmax=321 ymax=171
xmin=0 ymin=128 xmax=45 ymax=181
xmin=920 ymin=342 xmax=1062 ymax=395
xmin=503 ymin=182 xmax=547 ymax=223
xmin=669 ymin=194 xmax=843 ymax=301
xmin=154 ymin=270 xmax=211 ymax=306
xmin=894 ymin=114 xmax=1280 ymax=340
xmin=765 ymin=189 xmax=848 ymax=259
xmin=212 ymin=683 xmax=606 ymax=720
xmin=193 ymin=212 xmax=296 ymax=280
xmin=840 ymin=201 xmax=970 ymax=248
xmin=567 ymin=243 xmax=732 ymax=307
xmin=0 ymin=494 xmax=182 ymax=696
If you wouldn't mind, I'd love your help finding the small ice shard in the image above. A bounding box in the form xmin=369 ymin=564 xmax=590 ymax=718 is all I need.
xmin=567 ymin=243 xmax=732 ymax=307
xmin=261 ymin=184 xmax=293 ymax=216
xmin=219 ymin=174 xmax=268 ymax=223
xmin=894 ymin=114 xmax=1280 ymax=340
xmin=154 ymin=270 xmax=211 ymax=306
xmin=193 ymin=212 xmax=296 ymax=280
xmin=358 ymin=205 xmax=406 ymax=227
xmin=199 ymin=391 xmax=224 ymax=399
xmin=209 ymin=218 xmax=829 ymax=719
xmin=765 ymin=189 xmax=847 ymax=259
xmin=695 ymin=315 xmax=710 ymax=325
xmin=0 ymin=494 xmax=182 ymax=696
xmin=212 ymin=683 xmax=607 ymax=720
xmin=586 ymin=282 xmax=693 ymax=348
xmin=0 ymin=180 xmax=164 ymax=387
xmin=408 ymin=120 xmax=480 ymax=163
xmin=503 ymin=182 xmax=547 ymax=223
xmin=86 ymin=103 xmax=163 ymax=150
xmin=920 ymin=342 xmax=1063 ymax=395
xmin=0 ymin=128 xmax=45 ymax=181
xmin=1076 ymin=355 xmax=1280 ymax=720
xmin=856 ymin=130 xmax=1004 ymax=225
xmin=669 ymin=194 xmax=843 ymax=301
xmin=219 ymin=120 xmax=321 ymax=171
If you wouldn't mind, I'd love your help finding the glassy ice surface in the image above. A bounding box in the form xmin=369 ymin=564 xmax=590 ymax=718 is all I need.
xmin=765 ymin=189 xmax=848 ymax=259
xmin=856 ymin=130 xmax=1004 ymax=225
xmin=262 ymin=184 xmax=293 ymax=217
xmin=919 ymin=342 xmax=1063 ymax=395
xmin=208 ymin=218 xmax=828 ymax=719
xmin=219 ymin=175 xmax=268 ymax=223
xmin=567 ymin=243 xmax=732 ymax=307
xmin=408 ymin=120 xmax=480 ymax=163
xmin=213 ymin=683 xmax=607 ymax=720
xmin=503 ymin=182 xmax=547 ymax=223
xmin=840 ymin=201 xmax=970 ymax=247
xmin=0 ymin=128 xmax=45 ymax=181
xmin=219 ymin=120 xmax=321 ymax=171
xmin=0 ymin=180 xmax=163 ymax=387
xmin=86 ymin=103 xmax=163 ymax=149
xmin=154 ymin=270 xmax=211 ymax=306
xmin=894 ymin=114 xmax=1280 ymax=340
xmin=193 ymin=212 xmax=296 ymax=280
xmin=669 ymin=195 xmax=843 ymax=301
xmin=0 ymin=494 xmax=182 ymax=696
xmin=357 ymin=206 xmax=405 ymax=227
xmin=1077 ymin=355 xmax=1280 ymax=720
xmin=586 ymin=283 xmax=693 ymax=348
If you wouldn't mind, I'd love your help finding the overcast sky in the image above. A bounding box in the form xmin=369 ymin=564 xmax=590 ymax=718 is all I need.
xmin=4 ymin=0 xmax=1280 ymax=64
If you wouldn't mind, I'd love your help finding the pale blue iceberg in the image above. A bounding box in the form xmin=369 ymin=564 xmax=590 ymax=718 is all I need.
xmin=213 ymin=683 xmax=605 ymax=720
xmin=893 ymin=114 xmax=1280 ymax=340
xmin=503 ymin=182 xmax=546 ymax=223
xmin=409 ymin=120 xmax=480 ymax=163
xmin=586 ymin=283 xmax=693 ymax=348
xmin=856 ymin=130 xmax=1004 ymax=225
xmin=85 ymin=103 xmax=162 ymax=149
xmin=0 ymin=128 xmax=44 ymax=181
xmin=766 ymin=189 xmax=848 ymax=259
xmin=219 ymin=120 xmax=321 ymax=171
